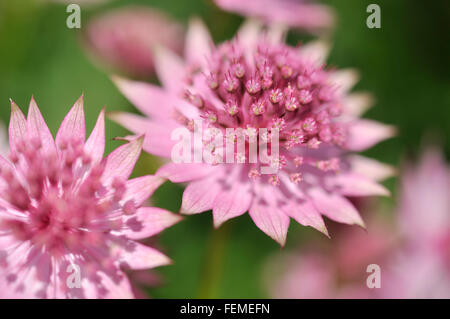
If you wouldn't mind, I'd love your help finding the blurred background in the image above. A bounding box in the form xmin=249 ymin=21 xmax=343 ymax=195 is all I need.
xmin=0 ymin=0 xmax=449 ymax=298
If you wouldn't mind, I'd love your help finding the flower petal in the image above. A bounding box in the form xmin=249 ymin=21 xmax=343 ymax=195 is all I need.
xmin=108 ymin=111 xmax=149 ymax=135
xmin=212 ymin=176 xmax=252 ymax=228
xmin=326 ymin=172 xmax=390 ymax=197
xmin=116 ymin=241 xmax=171 ymax=270
xmin=153 ymin=45 xmax=185 ymax=93
xmin=9 ymin=99 xmax=28 ymax=154
xmin=309 ymin=187 xmax=365 ymax=228
xmin=345 ymin=119 xmax=396 ymax=151
xmin=329 ymin=69 xmax=359 ymax=95
xmin=112 ymin=76 xmax=175 ymax=120
xmin=342 ymin=93 xmax=374 ymax=118
xmin=142 ymin=121 xmax=180 ymax=158
xmin=282 ymin=198 xmax=329 ymax=237
xmin=249 ymin=195 xmax=290 ymax=246
xmin=102 ymin=137 xmax=143 ymax=185
xmin=124 ymin=207 xmax=182 ymax=239
xmin=299 ymin=40 xmax=331 ymax=66
xmin=181 ymin=175 xmax=223 ymax=215
xmin=84 ymin=108 xmax=105 ymax=164
xmin=55 ymin=95 xmax=85 ymax=146
xmin=157 ymin=162 xmax=218 ymax=183
xmin=185 ymin=18 xmax=213 ymax=66
xmin=27 ymin=97 xmax=56 ymax=154
xmin=123 ymin=175 xmax=165 ymax=206
xmin=348 ymin=155 xmax=396 ymax=181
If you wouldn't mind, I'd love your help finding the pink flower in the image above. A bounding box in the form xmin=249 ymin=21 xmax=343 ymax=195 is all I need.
xmin=83 ymin=6 xmax=183 ymax=77
xmin=111 ymin=20 xmax=394 ymax=245
xmin=0 ymin=97 xmax=181 ymax=298
xmin=266 ymin=148 xmax=450 ymax=298
xmin=214 ymin=0 xmax=335 ymax=32
xmin=265 ymin=218 xmax=394 ymax=298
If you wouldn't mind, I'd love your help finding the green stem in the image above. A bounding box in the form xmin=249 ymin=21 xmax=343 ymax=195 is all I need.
xmin=197 ymin=222 xmax=231 ymax=298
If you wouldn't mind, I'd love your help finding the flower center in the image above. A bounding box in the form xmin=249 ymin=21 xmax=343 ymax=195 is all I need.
xmin=0 ymin=138 xmax=133 ymax=256
xmin=180 ymin=39 xmax=346 ymax=183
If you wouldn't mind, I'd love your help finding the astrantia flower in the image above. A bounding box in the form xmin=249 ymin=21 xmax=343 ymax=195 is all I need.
xmin=214 ymin=0 xmax=335 ymax=32
xmin=0 ymin=97 xmax=181 ymax=298
xmin=111 ymin=20 xmax=394 ymax=245
xmin=83 ymin=6 xmax=183 ymax=77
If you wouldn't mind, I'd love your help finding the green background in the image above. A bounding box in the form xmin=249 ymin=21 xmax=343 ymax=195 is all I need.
xmin=0 ymin=0 xmax=449 ymax=298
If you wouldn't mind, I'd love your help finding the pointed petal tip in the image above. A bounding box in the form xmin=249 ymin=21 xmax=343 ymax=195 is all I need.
xmin=319 ymin=225 xmax=330 ymax=238
xmin=213 ymin=218 xmax=225 ymax=229
xmin=111 ymin=74 xmax=128 ymax=87
xmin=356 ymin=218 xmax=366 ymax=229
xmin=10 ymin=98 xmax=19 ymax=108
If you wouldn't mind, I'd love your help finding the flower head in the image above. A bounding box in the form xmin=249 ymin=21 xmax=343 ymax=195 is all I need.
xmin=111 ymin=20 xmax=394 ymax=245
xmin=213 ymin=0 xmax=335 ymax=32
xmin=0 ymin=97 xmax=181 ymax=298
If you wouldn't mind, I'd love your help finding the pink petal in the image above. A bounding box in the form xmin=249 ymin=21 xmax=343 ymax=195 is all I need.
xmin=124 ymin=207 xmax=182 ymax=239
xmin=93 ymin=271 xmax=134 ymax=299
xmin=112 ymin=76 xmax=175 ymax=120
xmin=326 ymin=172 xmax=390 ymax=197
xmin=27 ymin=97 xmax=56 ymax=154
xmin=108 ymin=111 xmax=149 ymax=134
xmin=102 ymin=136 xmax=143 ymax=185
xmin=117 ymin=242 xmax=171 ymax=270
xmin=55 ymin=95 xmax=85 ymax=147
xmin=142 ymin=121 xmax=180 ymax=158
xmin=185 ymin=18 xmax=212 ymax=66
xmin=123 ymin=175 xmax=165 ymax=206
xmin=309 ymin=187 xmax=365 ymax=228
xmin=9 ymin=99 xmax=28 ymax=155
xmin=157 ymin=162 xmax=217 ymax=183
xmin=84 ymin=108 xmax=105 ymax=164
xmin=249 ymin=195 xmax=290 ymax=246
xmin=345 ymin=119 xmax=396 ymax=151
xmin=237 ymin=19 xmax=263 ymax=65
xmin=109 ymin=113 xmax=177 ymax=158
xmin=299 ymin=40 xmax=331 ymax=66
xmin=181 ymin=175 xmax=223 ymax=215
xmin=348 ymin=155 xmax=396 ymax=181
xmin=282 ymin=198 xmax=329 ymax=237
xmin=329 ymin=69 xmax=359 ymax=95
xmin=342 ymin=93 xmax=374 ymax=118
xmin=153 ymin=46 xmax=185 ymax=93
xmin=212 ymin=176 xmax=252 ymax=228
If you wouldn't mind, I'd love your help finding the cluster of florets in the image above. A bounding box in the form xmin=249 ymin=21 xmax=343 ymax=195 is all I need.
xmin=179 ymin=39 xmax=345 ymax=183
xmin=1 ymin=136 xmax=134 ymax=259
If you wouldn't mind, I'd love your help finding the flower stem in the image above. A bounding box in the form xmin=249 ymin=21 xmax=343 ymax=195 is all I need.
xmin=197 ymin=222 xmax=231 ymax=298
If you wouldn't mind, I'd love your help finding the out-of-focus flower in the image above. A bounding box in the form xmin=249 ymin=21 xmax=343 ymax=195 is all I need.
xmin=110 ymin=20 xmax=394 ymax=246
xmin=0 ymin=97 xmax=181 ymax=298
xmin=265 ymin=218 xmax=394 ymax=298
xmin=83 ymin=6 xmax=183 ymax=78
xmin=265 ymin=148 xmax=450 ymax=298
xmin=214 ymin=0 xmax=335 ymax=32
